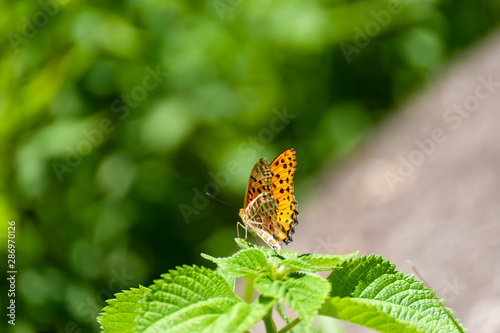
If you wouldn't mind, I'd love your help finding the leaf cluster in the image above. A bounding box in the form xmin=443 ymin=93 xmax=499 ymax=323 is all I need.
xmin=98 ymin=239 xmax=465 ymax=333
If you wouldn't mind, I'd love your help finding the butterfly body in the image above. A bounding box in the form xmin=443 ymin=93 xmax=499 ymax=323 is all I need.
xmin=238 ymin=148 xmax=299 ymax=251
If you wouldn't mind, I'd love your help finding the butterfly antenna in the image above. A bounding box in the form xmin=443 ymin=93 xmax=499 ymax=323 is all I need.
xmin=206 ymin=192 xmax=236 ymax=208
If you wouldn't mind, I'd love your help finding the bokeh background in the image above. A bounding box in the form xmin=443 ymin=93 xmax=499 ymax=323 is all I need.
xmin=1 ymin=0 xmax=499 ymax=332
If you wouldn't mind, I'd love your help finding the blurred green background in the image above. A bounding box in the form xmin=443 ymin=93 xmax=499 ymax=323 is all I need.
xmin=1 ymin=0 xmax=499 ymax=332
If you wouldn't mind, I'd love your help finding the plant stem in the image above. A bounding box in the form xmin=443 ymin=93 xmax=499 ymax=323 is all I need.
xmin=276 ymin=302 xmax=290 ymax=324
xmin=242 ymin=277 xmax=254 ymax=303
xmin=263 ymin=307 xmax=277 ymax=333
xmin=277 ymin=317 xmax=301 ymax=333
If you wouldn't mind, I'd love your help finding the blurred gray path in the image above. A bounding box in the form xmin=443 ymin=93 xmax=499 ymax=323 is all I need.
xmin=294 ymin=29 xmax=500 ymax=332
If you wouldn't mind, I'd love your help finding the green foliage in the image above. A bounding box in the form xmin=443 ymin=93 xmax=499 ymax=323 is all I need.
xmin=97 ymin=241 xmax=465 ymax=333
xmin=255 ymin=273 xmax=330 ymax=326
xmin=203 ymin=238 xmax=358 ymax=277
xmin=99 ymin=265 xmax=273 ymax=333
xmin=322 ymin=255 xmax=465 ymax=333
xmin=2 ymin=0 xmax=498 ymax=330
xmin=98 ymin=287 xmax=147 ymax=332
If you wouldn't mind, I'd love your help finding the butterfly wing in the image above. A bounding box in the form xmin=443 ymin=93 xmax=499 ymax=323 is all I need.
xmin=240 ymin=157 xmax=287 ymax=249
xmin=243 ymin=158 xmax=273 ymax=207
xmin=242 ymin=192 xmax=282 ymax=251
xmin=239 ymin=148 xmax=299 ymax=250
xmin=270 ymin=148 xmax=299 ymax=244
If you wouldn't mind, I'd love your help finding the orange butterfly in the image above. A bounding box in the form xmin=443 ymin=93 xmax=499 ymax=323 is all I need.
xmin=238 ymin=148 xmax=299 ymax=251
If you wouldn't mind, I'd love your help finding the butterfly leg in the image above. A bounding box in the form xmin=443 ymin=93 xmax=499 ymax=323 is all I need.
xmin=241 ymin=223 xmax=262 ymax=248
xmin=236 ymin=221 xmax=249 ymax=241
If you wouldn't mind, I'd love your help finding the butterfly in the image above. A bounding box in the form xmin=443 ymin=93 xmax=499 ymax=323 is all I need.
xmin=238 ymin=148 xmax=299 ymax=251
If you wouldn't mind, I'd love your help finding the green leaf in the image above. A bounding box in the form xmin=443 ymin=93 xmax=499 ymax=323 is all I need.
xmin=255 ymin=273 xmax=331 ymax=331
xmin=323 ymin=255 xmax=466 ymax=333
xmin=203 ymin=240 xmax=357 ymax=279
xmin=215 ymin=267 xmax=236 ymax=291
xmin=315 ymin=316 xmax=345 ymax=333
xmin=98 ymin=287 xmax=148 ymax=332
xmin=201 ymin=296 xmax=275 ymax=333
xmin=321 ymin=297 xmax=420 ymax=333
xmin=278 ymin=252 xmax=358 ymax=274
xmin=202 ymin=248 xmax=269 ymax=278
xmin=287 ymin=320 xmax=322 ymax=333
xmin=135 ymin=265 xmax=277 ymax=333
xmin=99 ymin=265 xmax=275 ymax=333
xmin=136 ymin=265 xmax=240 ymax=332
